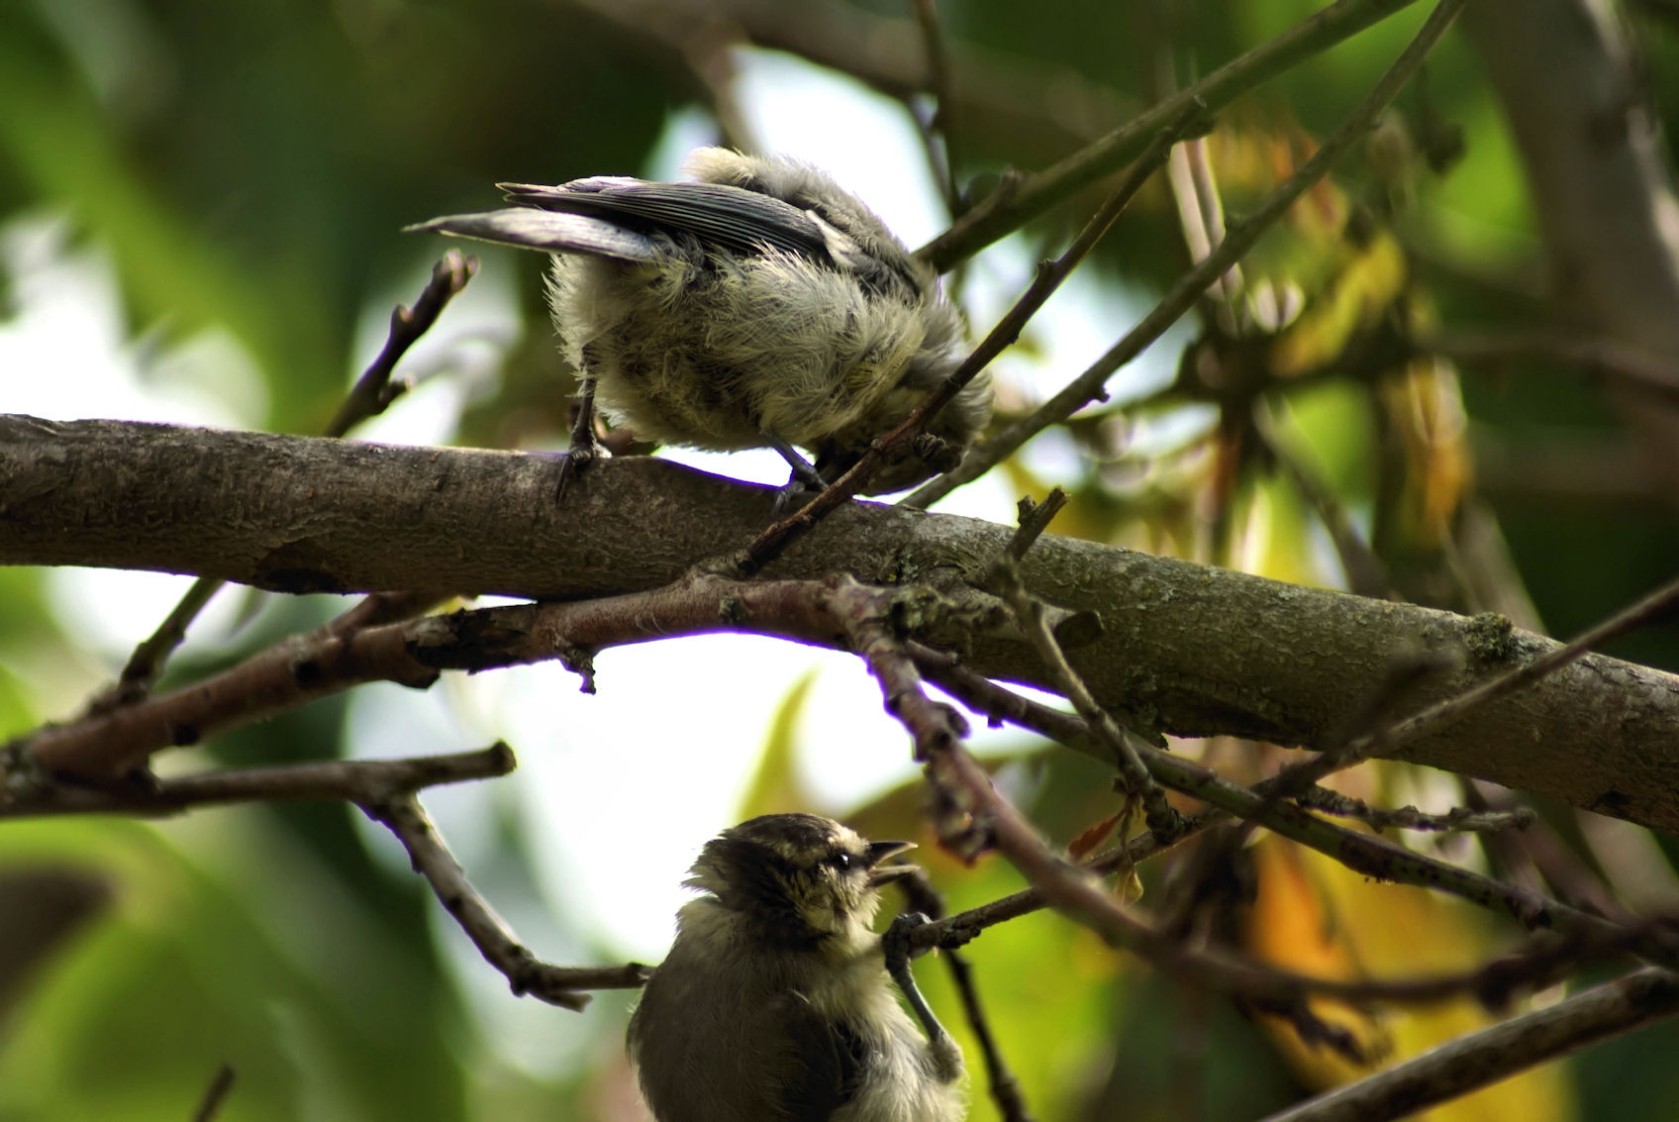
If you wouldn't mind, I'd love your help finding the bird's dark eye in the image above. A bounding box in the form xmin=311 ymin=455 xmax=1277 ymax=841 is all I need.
xmin=828 ymin=852 xmax=854 ymax=872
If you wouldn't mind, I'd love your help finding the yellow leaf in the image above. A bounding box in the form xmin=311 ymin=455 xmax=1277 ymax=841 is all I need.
xmin=1377 ymin=357 xmax=1471 ymax=549
xmin=1270 ymin=231 xmax=1408 ymax=377
xmin=1245 ymin=834 xmax=1573 ymax=1121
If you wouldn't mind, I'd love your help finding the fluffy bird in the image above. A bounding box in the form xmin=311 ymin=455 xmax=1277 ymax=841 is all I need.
xmin=628 ymin=813 xmax=965 ymax=1122
xmin=411 ymin=148 xmax=990 ymax=495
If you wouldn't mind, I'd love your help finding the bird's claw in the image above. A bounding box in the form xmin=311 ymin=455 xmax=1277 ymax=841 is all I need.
xmin=884 ymin=911 xmax=932 ymax=973
xmin=770 ymin=478 xmax=822 ymax=518
xmin=554 ymin=439 xmax=606 ymax=502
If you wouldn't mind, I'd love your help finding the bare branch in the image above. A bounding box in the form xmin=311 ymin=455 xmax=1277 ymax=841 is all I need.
xmin=1252 ymin=400 xmax=1394 ymax=600
xmin=910 ymin=0 xmax=1468 ymax=506
xmin=909 ymin=0 xmax=962 ymax=214
xmin=1267 ymin=573 xmax=1679 ymax=805
xmin=325 ymin=251 xmax=477 ymax=438
xmin=740 ymin=105 xmax=1194 ymax=572
xmin=8 ymin=419 xmax=1679 ymax=835
xmin=1 ymin=745 xmax=517 ymax=818
xmin=820 ymin=587 xmax=1672 ymax=1008
xmin=361 ymin=792 xmax=651 ymax=1011
xmin=191 ymin=1064 xmax=236 ymax=1122
xmin=986 ymin=555 xmax=1180 ymax=840
xmin=20 ymin=573 xmax=874 ymax=780
xmin=1293 ymin=785 xmax=1537 ymax=834
xmin=94 ymin=253 xmax=477 ymax=708
xmin=912 ymin=648 xmax=1674 ymax=960
xmin=893 ymin=870 xmax=1035 ymax=1122
xmin=918 ymin=0 xmax=1432 ymax=270
xmin=1262 ymin=969 xmax=1679 ymax=1122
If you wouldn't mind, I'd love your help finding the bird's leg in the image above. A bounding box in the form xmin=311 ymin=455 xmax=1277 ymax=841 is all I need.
xmin=767 ymin=433 xmax=827 ymax=515
xmin=883 ymin=913 xmax=944 ymax=1042
xmin=555 ymin=353 xmax=607 ymax=500
xmin=884 ymin=913 xmax=963 ymax=1081
xmin=767 ymin=434 xmax=827 ymax=489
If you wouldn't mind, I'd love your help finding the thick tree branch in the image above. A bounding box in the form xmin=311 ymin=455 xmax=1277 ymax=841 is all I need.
xmin=4 ymin=417 xmax=1679 ymax=834
xmin=98 ymin=253 xmax=476 ymax=706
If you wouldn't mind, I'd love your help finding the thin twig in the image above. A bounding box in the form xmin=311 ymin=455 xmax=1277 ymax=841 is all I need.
xmin=92 ymin=577 xmax=227 ymax=713
xmin=739 ymin=105 xmax=1198 ymax=572
xmin=317 ymin=590 xmax=446 ymax=641
xmin=1260 ymin=969 xmax=1679 ymax=1122
xmin=1378 ymin=573 xmax=1679 ymax=751
xmin=361 ymin=792 xmax=651 ymax=1011
xmin=924 ymin=809 xmax=1216 ymax=950
xmin=324 ymin=251 xmax=478 ymax=437
xmin=2 ymin=744 xmax=517 ymax=818
xmin=1161 ymin=62 xmax=1245 ymax=332
xmin=940 ymin=947 xmax=1034 ymax=1122
xmin=910 ymin=646 xmax=1672 ymax=960
xmin=22 ymin=574 xmax=906 ymax=779
xmin=1294 ymin=785 xmax=1537 ymax=834
xmin=827 ymin=593 xmax=1663 ymax=1008
xmin=1005 ymin=488 xmax=1069 ymax=561
xmin=896 ymin=871 xmax=1035 ymax=1122
xmin=914 ymin=794 xmax=1669 ymax=1014
xmin=908 ymin=0 xmax=1468 ymax=507
xmin=1267 ymin=572 xmax=1679 ymax=806
xmin=1 ymin=739 xmax=653 ymax=1009
xmin=191 ymin=1064 xmax=236 ymax=1122
xmin=937 ymin=729 xmax=1677 ymax=1010
xmin=918 ymin=0 xmax=1429 ymax=270
xmin=914 ymin=727 xmax=1636 ymax=1008
xmin=1252 ymin=399 xmax=1394 ymax=599
xmin=986 ymin=556 xmax=1181 ymax=840
xmin=91 ymin=253 xmax=476 ymax=708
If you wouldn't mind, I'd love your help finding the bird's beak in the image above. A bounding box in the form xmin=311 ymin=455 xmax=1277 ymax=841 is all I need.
xmin=866 ymin=840 xmax=918 ymax=885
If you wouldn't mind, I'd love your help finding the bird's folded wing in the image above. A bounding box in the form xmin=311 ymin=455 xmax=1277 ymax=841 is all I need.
xmin=405 ymin=209 xmax=661 ymax=262
xmin=499 ymin=180 xmax=833 ymax=263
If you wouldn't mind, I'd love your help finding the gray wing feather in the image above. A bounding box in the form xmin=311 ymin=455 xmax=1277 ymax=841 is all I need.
xmin=404 ymin=210 xmax=660 ymax=262
xmin=498 ymin=180 xmax=833 ymax=263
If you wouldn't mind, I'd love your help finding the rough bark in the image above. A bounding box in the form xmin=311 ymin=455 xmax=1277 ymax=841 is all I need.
xmin=4 ymin=414 xmax=1678 ymax=834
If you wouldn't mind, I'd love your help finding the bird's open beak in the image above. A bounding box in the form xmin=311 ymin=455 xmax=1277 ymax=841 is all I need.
xmin=866 ymin=840 xmax=918 ymax=885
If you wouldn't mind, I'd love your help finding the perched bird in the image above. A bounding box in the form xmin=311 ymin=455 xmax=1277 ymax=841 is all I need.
xmin=628 ymin=813 xmax=965 ymax=1122
xmin=411 ymin=148 xmax=990 ymax=495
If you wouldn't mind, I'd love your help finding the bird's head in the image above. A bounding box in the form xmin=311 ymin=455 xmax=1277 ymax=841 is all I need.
xmin=685 ymin=813 xmax=917 ymax=952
